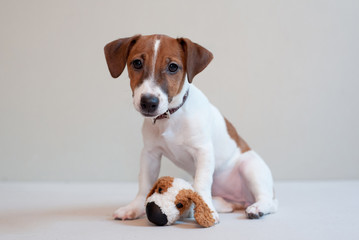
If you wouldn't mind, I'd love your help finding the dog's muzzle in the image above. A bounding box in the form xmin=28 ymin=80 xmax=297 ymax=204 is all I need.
xmin=140 ymin=94 xmax=159 ymax=115
xmin=146 ymin=202 xmax=168 ymax=226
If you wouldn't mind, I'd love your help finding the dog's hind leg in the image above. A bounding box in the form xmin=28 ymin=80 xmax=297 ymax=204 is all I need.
xmin=212 ymin=196 xmax=246 ymax=213
xmin=212 ymin=196 xmax=234 ymax=213
xmin=238 ymin=151 xmax=278 ymax=219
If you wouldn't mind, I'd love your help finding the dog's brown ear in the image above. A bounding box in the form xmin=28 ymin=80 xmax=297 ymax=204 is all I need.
xmin=180 ymin=189 xmax=215 ymax=227
xmin=177 ymin=38 xmax=213 ymax=83
xmin=104 ymin=35 xmax=141 ymax=78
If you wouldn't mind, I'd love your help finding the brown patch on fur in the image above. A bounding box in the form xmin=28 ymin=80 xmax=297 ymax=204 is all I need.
xmin=127 ymin=35 xmax=159 ymax=93
xmin=175 ymin=189 xmax=193 ymax=215
xmin=104 ymin=35 xmax=141 ymax=78
xmin=154 ymin=35 xmax=187 ymax=101
xmin=224 ymin=117 xmax=251 ymax=153
xmin=177 ymin=38 xmax=213 ymax=83
xmin=179 ymin=189 xmax=215 ymax=228
xmin=146 ymin=176 xmax=174 ymax=199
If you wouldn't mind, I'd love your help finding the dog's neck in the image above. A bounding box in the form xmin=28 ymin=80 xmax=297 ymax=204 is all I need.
xmin=152 ymin=89 xmax=189 ymax=124
xmin=151 ymin=79 xmax=190 ymax=124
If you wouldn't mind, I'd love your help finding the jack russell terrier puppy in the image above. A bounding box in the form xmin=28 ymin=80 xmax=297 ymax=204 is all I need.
xmin=104 ymin=34 xmax=278 ymax=224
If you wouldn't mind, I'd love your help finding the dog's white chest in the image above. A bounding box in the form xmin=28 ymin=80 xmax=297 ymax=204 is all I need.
xmin=155 ymin=121 xmax=197 ymax=176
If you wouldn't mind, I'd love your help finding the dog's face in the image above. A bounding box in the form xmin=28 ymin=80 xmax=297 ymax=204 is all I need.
xmin=104 ymin=34 xmax=213 ymax=117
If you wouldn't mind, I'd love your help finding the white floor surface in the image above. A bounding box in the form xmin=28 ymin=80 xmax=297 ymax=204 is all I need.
xmin=1 ymin=181 xmax=358 ymax=240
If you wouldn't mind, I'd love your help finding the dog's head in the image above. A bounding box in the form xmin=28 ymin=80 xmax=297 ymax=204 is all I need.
xmin=104 ymin=34 xmax=213 ymax=117
xmin=145 ymin=176 xmax=215 ymax=227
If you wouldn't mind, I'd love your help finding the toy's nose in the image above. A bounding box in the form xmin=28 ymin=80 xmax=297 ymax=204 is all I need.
xmin=146 ymin=202 xmax=168 ymax=226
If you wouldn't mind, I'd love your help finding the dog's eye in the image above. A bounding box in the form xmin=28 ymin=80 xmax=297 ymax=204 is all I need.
xmin=132 ymin=59 xmax=143 ymax=69
xmin=158 ymin=187 xmax=163 ymax=193
xmin=168 ymin=63 xmax=178 ymax=73
xmin=176 ymin=203 xmax=183 ymax=209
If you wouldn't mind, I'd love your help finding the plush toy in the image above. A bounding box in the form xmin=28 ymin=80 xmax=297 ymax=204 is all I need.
xmin=145 ymin=176 xmax=216 ymax=228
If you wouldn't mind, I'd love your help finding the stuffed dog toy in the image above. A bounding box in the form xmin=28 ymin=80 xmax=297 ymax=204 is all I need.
xmin=145 ymin=176 xmax=215 ymax=227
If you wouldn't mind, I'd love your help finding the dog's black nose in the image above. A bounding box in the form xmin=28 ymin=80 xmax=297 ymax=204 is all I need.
xmin=140 ymin=94 xmax=159 ymax=113
xmin=146 ymin=202 xmax=168 ymax=226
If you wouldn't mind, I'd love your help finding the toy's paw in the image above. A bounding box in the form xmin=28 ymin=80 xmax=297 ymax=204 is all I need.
xmin=113 ymin=204 xmax=145 ymax=220
xmin=245 ymin=204 xmax=264 ymax=219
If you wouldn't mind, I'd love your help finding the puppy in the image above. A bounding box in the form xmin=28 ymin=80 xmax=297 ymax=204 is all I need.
xmin=104 ymin=34 xmax=278 ymax=223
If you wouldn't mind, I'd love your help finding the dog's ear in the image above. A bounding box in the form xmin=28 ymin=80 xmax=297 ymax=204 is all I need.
xmin=177 ymin=38 xmax=213 ymax=83
xmin=180 ymin=189 xmax=215 ymax=227
xmin=104 ymin=35 xmax=141 ymax=78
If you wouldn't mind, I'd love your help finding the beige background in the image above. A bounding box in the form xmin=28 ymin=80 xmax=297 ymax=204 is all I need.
xmin=0 ymin=0 xmax=358 ymax=181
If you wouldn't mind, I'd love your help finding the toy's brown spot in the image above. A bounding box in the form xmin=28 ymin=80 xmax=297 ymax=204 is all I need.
xmin=175 ymin=189 xmax=193 ymax=215
xmin=224 ymin=117 xmax=251 ymax=153
xmin=146 ymin=176 xmax=174 ymax=199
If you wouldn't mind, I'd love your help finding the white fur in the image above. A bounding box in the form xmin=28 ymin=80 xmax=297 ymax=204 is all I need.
xmin=133 ymin=80 xmax=168 ymax=116
xmin=168 ymin=78 xmax=190 ymax=109
xmin=152 ymin=39 xmax=160 ymax=76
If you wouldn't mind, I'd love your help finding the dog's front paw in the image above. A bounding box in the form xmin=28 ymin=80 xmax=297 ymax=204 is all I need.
xmin=212 ymin=209 xmax=220 ymax=224
xmin=113 ymin=204 xmax=145 ymax=220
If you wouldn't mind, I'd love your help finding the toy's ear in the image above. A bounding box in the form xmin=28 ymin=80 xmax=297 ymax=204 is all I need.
xmin=104 ymin=34 xmax=141 ymax=78
xmin=181 ymin=189 xmax=215 ymax=227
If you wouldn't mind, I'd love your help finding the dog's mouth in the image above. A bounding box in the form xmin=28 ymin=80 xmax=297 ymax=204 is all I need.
xmin=140 ymin=110 xmax=168 ymax=118
xmin=141 ymin=112 xmax=158 ymax=117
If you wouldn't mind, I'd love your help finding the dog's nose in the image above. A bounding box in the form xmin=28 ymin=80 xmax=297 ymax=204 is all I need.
xmin=146 ymin=202 xmax=168 ymax=226
xmin=140 ymin=94 xmax=159 ymax=113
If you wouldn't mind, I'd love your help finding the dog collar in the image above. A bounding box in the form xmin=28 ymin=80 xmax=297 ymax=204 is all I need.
xmin=153 ymin=89 xmax=189 ymax=124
